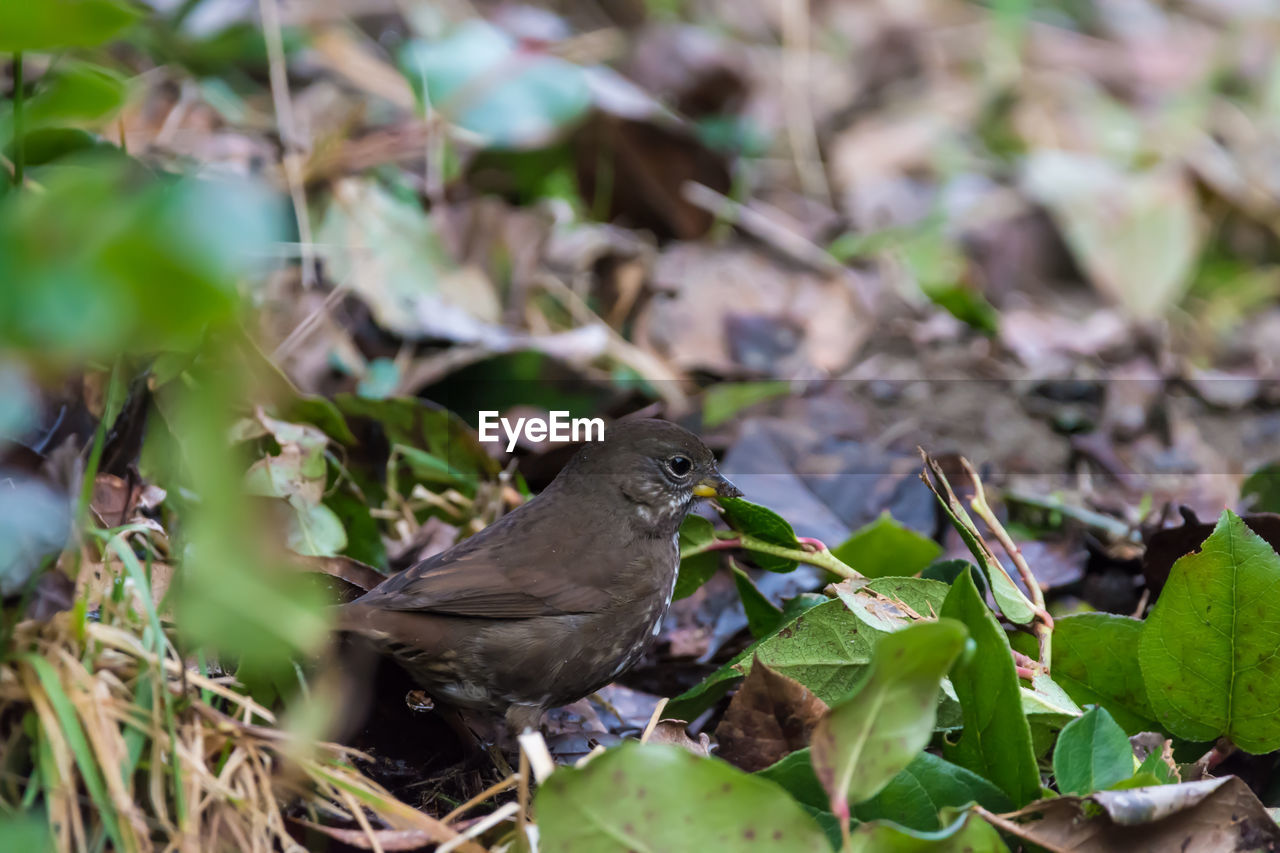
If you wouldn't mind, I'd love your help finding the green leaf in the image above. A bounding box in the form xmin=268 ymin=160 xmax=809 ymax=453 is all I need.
xmin=719 ymin=496 xmax=801 ymax=572
xmin=536 ymin=742 xmax=830 ymax=852
xmin=1139 ymin=509 xmax=1280 ymax=752
xmin=666 ymin=599 xmax=884 ymax=721
xmin=14 ymin=61 xmax=127 ymax=133
xmin=336 ymin=394 xmax=499 ymax=491
xmin=1052 ymin=706 xmax=1135 ymax=795
xmin=287 ymin=501 xmax=347 ymax=557
xmin=399 ymin=21 xmax=591 ymax=149
xmin=326 ymin=489 xmax=387 ymax=569
xmin=757 ymin=748 xmax=828 ymax=810
xmin=1241 ymin=461 xmax=1280 ymax=513
xmin=855 ymin=752 xmax=1014 ymax=831
xmin=811 ymin=620 xmax=968 ymax=816
xmin=675 ymin=550 xmax=719 ymax=600
xmin=702 ymin=381 xmax=790 ymax=428
xmin=1135 ymin=746 xmax=1178 ymax=785
xmin=733 ymin=564 xmax=786 ymax=638
xmin=0 ymin=161 xmax=279 ymax=361
xmin=847 ymin=808 xmax=1008 ymax=853
xmin=832 ymin=513 xmax=943 ymax=579
xmin=940 ymin=567 xmax=1041 ymax=807
xmin=675 ymin=515 xmax=720 ymax=599
xmin=1053 ymin=613 xmax=1159 ymax=735
xmin=0 ymin=0 xmax=142 ymax=51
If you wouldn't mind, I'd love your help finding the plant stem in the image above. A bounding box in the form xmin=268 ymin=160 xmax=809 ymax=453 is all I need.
xmin=12 ymin=52 xmax=23 ymax=187
xmin=1002 ymin=490 xmax=1140 ymax=543
xmin=960 ymin=459 xmax=1054 ymax=669
xmin=703 ymin=533 xmax=863 ymax=580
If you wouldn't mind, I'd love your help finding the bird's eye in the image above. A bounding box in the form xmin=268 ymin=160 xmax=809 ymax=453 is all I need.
xmin=666 ymin=455 xmax=693 ymax=477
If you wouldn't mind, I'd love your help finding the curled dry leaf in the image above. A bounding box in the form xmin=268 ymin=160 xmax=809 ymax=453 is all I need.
xmin=643 ymin=719 xmax=713 ymax=757
xmin=980 ymin=776 xmax=1280 ymax=853
xmin=715 ymin=657 xmax=829 ymax=772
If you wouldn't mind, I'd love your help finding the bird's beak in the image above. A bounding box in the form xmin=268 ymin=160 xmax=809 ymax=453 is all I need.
xmin=693 ymin=473 xmax=743 ymax=499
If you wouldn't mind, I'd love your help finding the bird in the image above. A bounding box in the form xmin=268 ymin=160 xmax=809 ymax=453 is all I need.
xmin=339 ymin=418 xmax=742 ymax=735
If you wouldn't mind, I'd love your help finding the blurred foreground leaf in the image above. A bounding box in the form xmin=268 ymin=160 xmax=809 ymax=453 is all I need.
xmin=0 ymin=159 xmax=282 ymax=363
xmin=399 ymin=20 xmax=591 ymax=149
xmin=536 ymin=742 xmax=830 ymax=852
xmin=0 ymin=0 xmax=142 ymax=51
xmin=811 ymin=619 xmax=967 ymax=817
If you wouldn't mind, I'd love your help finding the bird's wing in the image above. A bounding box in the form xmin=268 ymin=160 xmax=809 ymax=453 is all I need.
xmin=353 ymin=518 xmax=613 ymax=618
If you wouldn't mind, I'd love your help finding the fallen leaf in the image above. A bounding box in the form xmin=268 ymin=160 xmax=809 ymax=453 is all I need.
xmin=715 ymin=657 xmax=828 ymax=772
xmin=981 ymin=776 xmax=1280 ymax=853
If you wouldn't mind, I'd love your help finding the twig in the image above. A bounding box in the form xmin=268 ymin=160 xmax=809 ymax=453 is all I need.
xmin=534 ymin=273 xmax=689 ymax=410
xmin=441 ymin=774 xmax=518 ymax=825
xmin=639 ymin=698 xmax=669 ymax=744
xmin=271 ymin=279 xmax=349 ymax=360
xmin=259 ymin=0 xmax=317 ymax=289
xmin=681 ymin=181 xmax=844 ymax=275
xmin=780 ymin=0 xmax=833 ymax=204
xmin=436 ymin=802 xmax=519 ymax=853
xmin=959 ymin=459 xmax=1055 ymax=669
xmin=1002 ymin=490 xmax=1141 ymax=543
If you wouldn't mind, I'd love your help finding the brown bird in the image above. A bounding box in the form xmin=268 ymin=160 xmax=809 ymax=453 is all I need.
xmin=340 ymin=418 xmax=741 ymax=734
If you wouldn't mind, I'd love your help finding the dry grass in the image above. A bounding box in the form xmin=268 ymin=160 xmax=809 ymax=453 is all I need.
xmin=0 ymin=547 xmax=469 ymax=853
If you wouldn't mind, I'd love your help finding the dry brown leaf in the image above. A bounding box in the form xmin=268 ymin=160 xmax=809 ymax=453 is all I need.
xmin=714 ymin=656 xmax=828 ymax=772
xmin=979 ymin=776 xmax=1280 ymax=853
xmin=643 ymin=719 xmax=712 ymax=757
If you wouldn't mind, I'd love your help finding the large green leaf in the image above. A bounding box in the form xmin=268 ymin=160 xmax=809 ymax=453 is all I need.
xmin=761 ymin=749 xmax=1011 ymax=835
xmin=855 ymin=752 xmax=1013 ymax=831
xmin=666 ymin=599 xmax=884 ymax=720
xmin=536 ymin=742 xmax=830 ymax=852
xmin=0 ymin=0 xmax=142 ymax=51
xmin=1052 ymin=706 xmax=1134 ymax=795
xmin=1139 ymin=510 xmax=1280 ymax=752
xmin=810 ymin=620 xmax=967 ymax=816
xmin=1053 ymin=613 xmax=1158 ymax=735
xmin=2 ymin=61 xmax=128 ymax=147
xmin=832 ymin=513 xmax=942 ymax=579
xmin=941 ymin=568 xmax=1041 ymax=807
